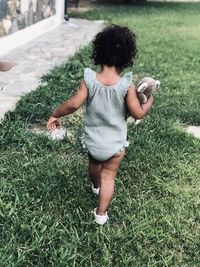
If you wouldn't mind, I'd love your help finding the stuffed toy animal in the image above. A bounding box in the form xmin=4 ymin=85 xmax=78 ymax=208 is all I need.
xmin=136 ymin=77 xmax=160 ymax=104
xmin=127 ymin=76 xmax=160 ymax=124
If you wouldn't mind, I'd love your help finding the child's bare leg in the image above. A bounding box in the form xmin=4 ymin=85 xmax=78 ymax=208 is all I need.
xmin=97 ymin=150 xmax=125 ymax=215
xmin=88 ymin=155 xmax=102 ymax=188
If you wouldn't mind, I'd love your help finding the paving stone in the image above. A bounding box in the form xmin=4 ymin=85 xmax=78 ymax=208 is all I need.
xmin=0 ymin=95 xmax=20 ymax=119
xmin=2 ymin=81 xmax=40 ymax=97
xmin=186 ymin=126 xmax=200 ymax=139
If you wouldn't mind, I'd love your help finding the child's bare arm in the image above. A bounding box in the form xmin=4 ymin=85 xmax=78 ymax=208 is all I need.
xmin=126 ymin=84 xmax=153 ymax=119
xmin=47 ymin=80 xmax=88 ymax=130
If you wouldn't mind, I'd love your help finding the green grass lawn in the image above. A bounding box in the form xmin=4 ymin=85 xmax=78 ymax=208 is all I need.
xmin=1 ymin=2 xmax=200 ymax=266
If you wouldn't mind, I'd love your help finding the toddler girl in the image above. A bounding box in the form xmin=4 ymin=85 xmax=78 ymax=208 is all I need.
xmin=47 ymin=25 xmax=153 ymax=225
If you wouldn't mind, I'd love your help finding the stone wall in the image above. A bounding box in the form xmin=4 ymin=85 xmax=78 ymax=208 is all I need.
xmin=0 ymin=0 xmax=56 ymax=37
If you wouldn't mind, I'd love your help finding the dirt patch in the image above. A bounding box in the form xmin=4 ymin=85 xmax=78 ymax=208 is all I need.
xmin=28 ymin=123 xmax=74 ymax=141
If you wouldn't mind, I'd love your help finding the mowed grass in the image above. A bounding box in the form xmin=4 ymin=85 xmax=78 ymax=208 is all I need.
xmin=1 ymin=2 xmax=200 ymax=266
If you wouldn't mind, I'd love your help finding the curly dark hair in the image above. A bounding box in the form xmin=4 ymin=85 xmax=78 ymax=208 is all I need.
xmin=92 ymin=24 xmax=137 ymax=72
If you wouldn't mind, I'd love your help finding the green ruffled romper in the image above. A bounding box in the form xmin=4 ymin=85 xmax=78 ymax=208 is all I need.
xmin=81 ymin=68 xmax=133 ymax=161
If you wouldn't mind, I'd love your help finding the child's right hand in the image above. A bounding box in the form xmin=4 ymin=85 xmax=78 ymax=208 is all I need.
xmin=47 ymin=116 xmax=62 ymax=131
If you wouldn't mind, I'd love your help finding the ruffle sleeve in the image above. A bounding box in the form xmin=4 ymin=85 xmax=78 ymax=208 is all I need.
xmin=121 ymin=71 xmax=133 ymax=97
xmin=84 ymin=68 xmax=96 ymax=90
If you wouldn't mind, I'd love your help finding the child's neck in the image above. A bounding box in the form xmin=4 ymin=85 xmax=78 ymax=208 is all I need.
xmin=96 ymin=65 xmax=121 ymax=87
xmin=101 ymin=65 xmax=121 ymax=76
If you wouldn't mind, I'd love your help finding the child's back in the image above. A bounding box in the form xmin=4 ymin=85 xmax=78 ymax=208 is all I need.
xmin=83 ymin=68 xmax=132 ymax=161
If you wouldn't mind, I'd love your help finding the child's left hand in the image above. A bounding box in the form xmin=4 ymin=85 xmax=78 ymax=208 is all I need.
xmin=47 ymin=116 xmax=62 ymax=131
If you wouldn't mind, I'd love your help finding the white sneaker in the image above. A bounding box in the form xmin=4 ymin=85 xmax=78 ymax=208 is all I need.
xmin=93 ymin=208 xmax=109 ymax=225
xmin=91 ymin=184 xmax=100 ymax=196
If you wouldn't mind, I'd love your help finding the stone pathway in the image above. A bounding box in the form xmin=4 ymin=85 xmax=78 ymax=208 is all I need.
xmin=0 ymin=18 xmax=104 ymax=121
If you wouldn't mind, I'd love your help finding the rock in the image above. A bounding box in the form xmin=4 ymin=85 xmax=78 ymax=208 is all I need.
xmin=0 ymin=22 xmax=6 ymax=37
xmin=43 ymin=6 xmax=52 ymax=18
xmin=32 ymin=0 xmax=37 ymax=13
xmin=0 ymin=0 xmax=7 ymax=20
xmin=2 ymin=19 xmax=12 ymax=34
xmin=7 ymin=0 xmax=16 ymax=16
xmin=20 ymin=0 xmax=30 ymax=14
xmin=16 ymin=0 xmax=20 ymax=11
xmin=10 ymin=18 xmax=18 ymax=33
xmin=17 ymin=14 xmax=26 ymax=29
xmin=27 ymin=8 xmax=34 ymax=26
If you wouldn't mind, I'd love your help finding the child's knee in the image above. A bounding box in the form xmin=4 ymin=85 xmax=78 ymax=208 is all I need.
xmin=100 ymin=168 xmax=116 ymax=181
